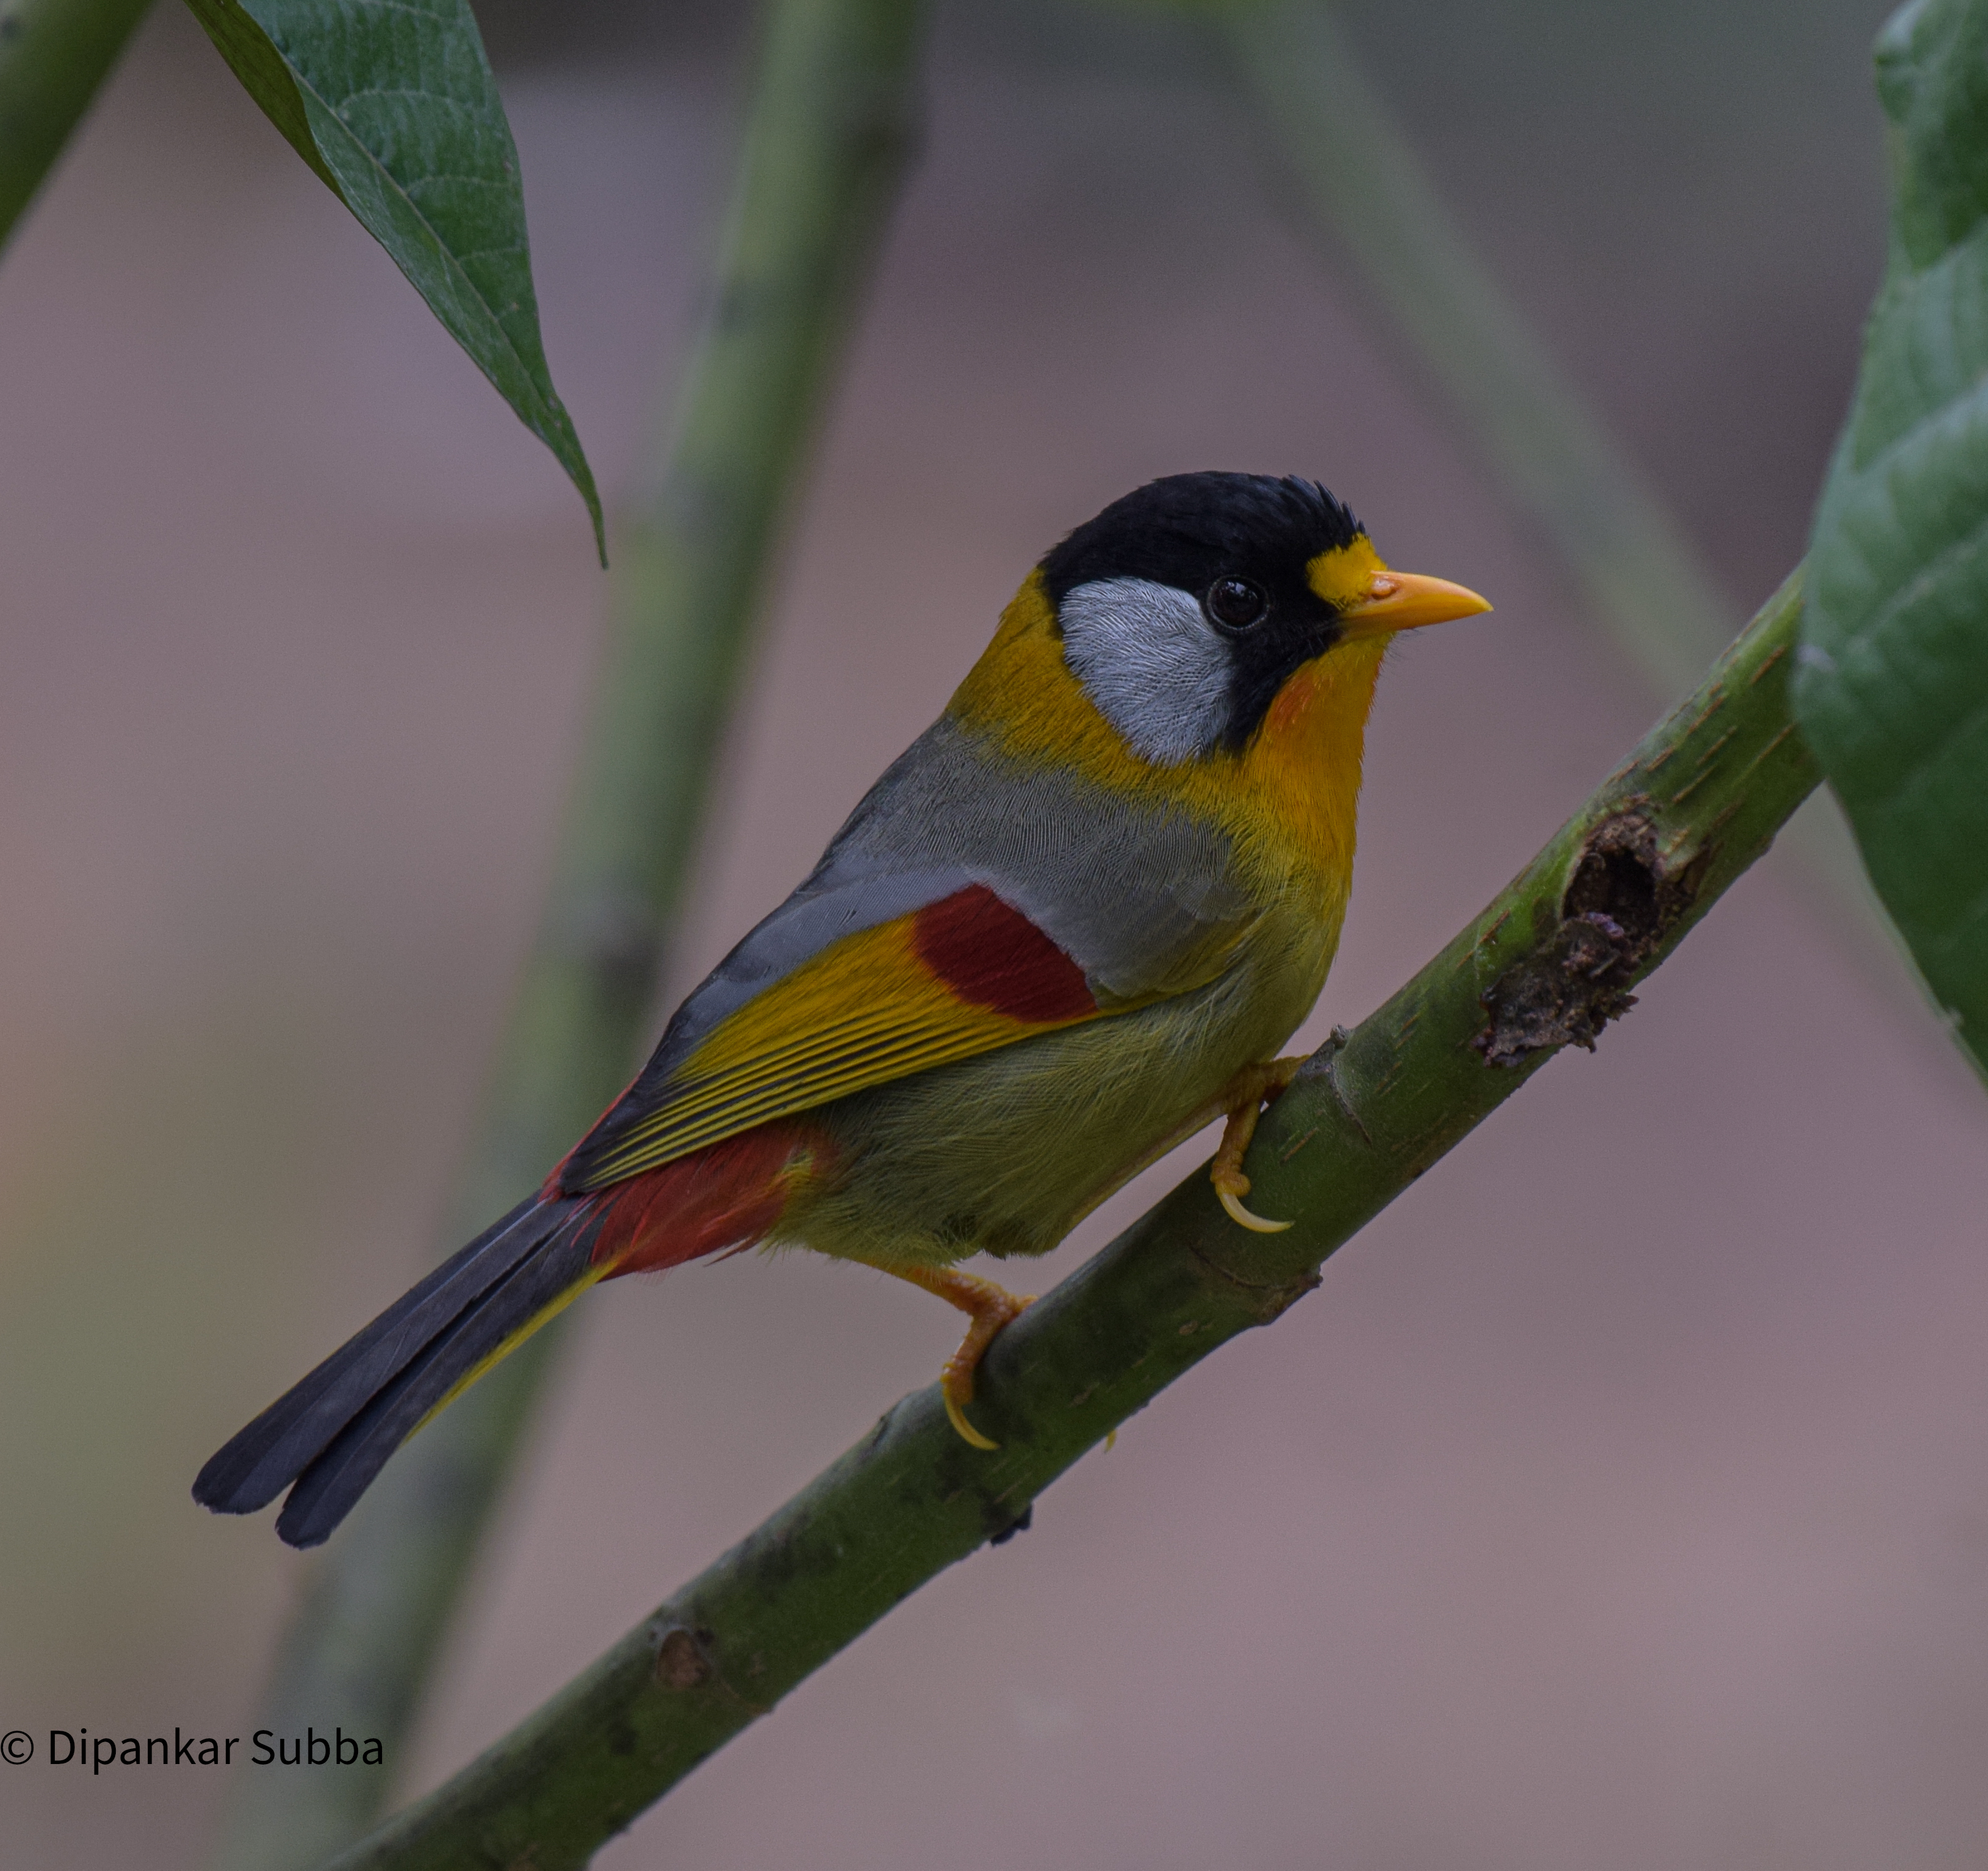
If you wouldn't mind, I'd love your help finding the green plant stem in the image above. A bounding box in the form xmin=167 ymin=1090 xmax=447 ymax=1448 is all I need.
xmin=0 ymin=0 xmax=154 ymax=250
xmin=1210 ymin=0 xmax=1890 ymax=958
xmin=324 ymin=572 xmax=1816 ymax=1871
xmin=1216 ymin=0 xmax=1727 ymax=693
xmin=205 ymin=4 xmax=933 ymax=1868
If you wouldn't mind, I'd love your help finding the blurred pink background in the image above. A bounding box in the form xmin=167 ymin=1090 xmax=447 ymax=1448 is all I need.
xmin=9 ymin=3 xmax=1988 ymax=1865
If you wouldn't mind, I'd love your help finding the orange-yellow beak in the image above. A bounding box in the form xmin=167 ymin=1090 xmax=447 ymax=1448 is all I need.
xmin=1334 ymin=568 xmax=1492 ymax=640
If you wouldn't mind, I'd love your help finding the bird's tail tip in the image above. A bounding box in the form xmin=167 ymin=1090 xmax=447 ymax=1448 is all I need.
xmin=193 ymin=1192 xmax=597 ymax=1546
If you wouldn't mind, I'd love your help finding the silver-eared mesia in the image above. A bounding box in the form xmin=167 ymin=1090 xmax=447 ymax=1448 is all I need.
xmin=195 ymin=471 xmax=1490 ymax=1545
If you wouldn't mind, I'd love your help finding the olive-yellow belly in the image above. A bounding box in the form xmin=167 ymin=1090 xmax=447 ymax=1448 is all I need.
xmin=777 ymin=899 xmax=1339 ymax=1266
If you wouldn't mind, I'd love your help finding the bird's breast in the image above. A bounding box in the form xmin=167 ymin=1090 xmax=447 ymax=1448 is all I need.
xmin=1219 ymin=632 xmax=1387 ymax=907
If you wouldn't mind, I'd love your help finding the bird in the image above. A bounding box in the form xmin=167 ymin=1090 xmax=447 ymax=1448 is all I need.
xmin=193 ymin=471 xmax=1490 ymax=1548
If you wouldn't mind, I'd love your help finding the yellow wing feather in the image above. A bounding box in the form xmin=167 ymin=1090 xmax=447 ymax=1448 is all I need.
xmin=573 ymin=912 xmax=1098 ymax=1187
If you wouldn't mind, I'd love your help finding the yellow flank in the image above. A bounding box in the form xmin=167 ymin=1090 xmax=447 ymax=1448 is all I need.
xmin=948 ymin=553 xmax=1389 ymax=915
xmin=583 ymin=911 xmax=1096 ymax=1183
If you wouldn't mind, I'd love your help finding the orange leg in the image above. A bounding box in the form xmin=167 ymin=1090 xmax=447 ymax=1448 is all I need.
xmin=1208 ymin=1057 xmax=1305 ymax=1233
xmin=889 ymin=1264 xmax=1035 ymax=1451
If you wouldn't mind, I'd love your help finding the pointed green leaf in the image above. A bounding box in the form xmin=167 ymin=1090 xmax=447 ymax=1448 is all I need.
xmin=184 ymin=0 xmax=602 ymax=555
xmin=1797 ymin=0 xmax=1988 ymax=1077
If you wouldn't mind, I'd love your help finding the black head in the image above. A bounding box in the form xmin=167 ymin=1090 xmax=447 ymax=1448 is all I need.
xmin=1040 ymin=472 xmax=1371 ymax=761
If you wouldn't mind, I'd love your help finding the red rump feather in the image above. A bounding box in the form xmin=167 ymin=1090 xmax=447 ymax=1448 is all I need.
xmin=587 ymin=1121 xmax=826 ymax=1278
xmin=911 ymin=884 xmax=1095 ymax=1023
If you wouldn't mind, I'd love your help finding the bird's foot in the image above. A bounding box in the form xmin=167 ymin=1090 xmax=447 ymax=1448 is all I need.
xmin=1210 ymin=1057 xmax=1305 ymax=1233
xmin=892 ymin=1265 xmax=1035 ymax=1450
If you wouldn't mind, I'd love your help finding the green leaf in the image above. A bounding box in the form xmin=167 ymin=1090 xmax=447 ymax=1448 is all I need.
xmin=1797 ymin=0 xmax=1988 ymax=1078
xmin=184 ymin=0 xmax=603 ymax=556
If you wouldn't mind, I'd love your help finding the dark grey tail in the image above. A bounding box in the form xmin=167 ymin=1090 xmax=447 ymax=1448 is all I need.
xmin=194 ymin=1193 xmax=599 ymax=1548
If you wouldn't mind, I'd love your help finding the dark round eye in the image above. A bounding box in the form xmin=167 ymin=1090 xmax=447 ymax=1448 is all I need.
xmin=1205 ymin=576 xmax=1269 ymax=632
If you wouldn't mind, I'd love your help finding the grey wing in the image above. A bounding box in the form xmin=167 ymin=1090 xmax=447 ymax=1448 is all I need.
xmin=558 ymin=714 xmax=1255 ymax=1184
xmin=680 ymin=712 xmax=1252 ymax=1038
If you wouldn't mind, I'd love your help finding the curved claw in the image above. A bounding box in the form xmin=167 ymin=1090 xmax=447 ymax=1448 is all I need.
xmin=1208 ymin=1055 xmax=1305 ymax=1235
xmin=943 ymin=1386 xmax=1000 ymax=1451
xmin=1217 ymin=1184 xmax=1293 ymax=1233
xmin=890 ymin=1267 xmax=1029 ymax=1452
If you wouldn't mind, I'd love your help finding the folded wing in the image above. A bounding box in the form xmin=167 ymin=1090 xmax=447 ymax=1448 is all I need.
xmin=558 ymin=717 xmax=1255 ymax=1193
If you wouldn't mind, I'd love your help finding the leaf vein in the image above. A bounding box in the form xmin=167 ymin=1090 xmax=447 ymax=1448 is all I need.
xmin=277 ymin=60 xmax=553 ymax=420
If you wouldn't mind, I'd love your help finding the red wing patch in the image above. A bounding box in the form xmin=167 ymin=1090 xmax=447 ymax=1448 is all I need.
xmin=911 ymin=883 xmax=1096 ymax=1023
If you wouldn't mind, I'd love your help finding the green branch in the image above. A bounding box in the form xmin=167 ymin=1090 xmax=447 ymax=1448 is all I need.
xmin=323 ymin=571 xmax=1815 ymax=1871
xmin=206 ymin=3 xmax=933 ymax=1867
xmin=0 ymin=0 xmax=155 ymax=251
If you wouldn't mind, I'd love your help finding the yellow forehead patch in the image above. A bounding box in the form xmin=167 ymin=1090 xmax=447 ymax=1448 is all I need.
xmin=1305 ymin=535 xmax=1384 ymax=610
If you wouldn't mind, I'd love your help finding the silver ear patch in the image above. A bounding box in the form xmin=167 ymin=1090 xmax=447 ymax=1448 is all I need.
xmin=1057 ymin=576 xmax=1230 ymax=765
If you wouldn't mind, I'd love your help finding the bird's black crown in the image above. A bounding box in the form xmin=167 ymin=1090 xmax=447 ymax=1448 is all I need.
xmin=1039 ymin=472 xmax=1363 ymax=608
